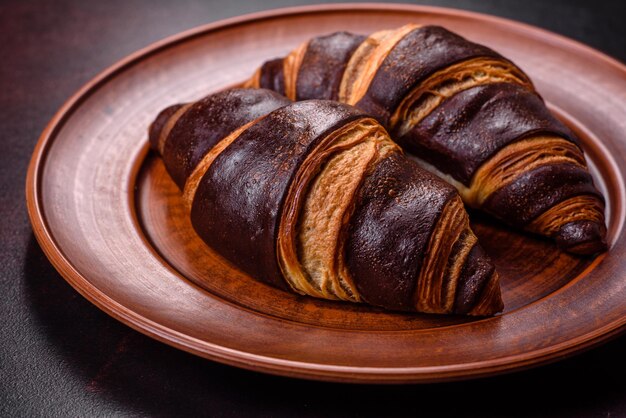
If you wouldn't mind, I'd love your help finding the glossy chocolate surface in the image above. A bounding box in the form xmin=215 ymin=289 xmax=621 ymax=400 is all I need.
xmin=161 ymin=88 xmax=290 ymax=188
xmin=453 ymin=244 xmax=495 ymax=314
xmin=483 ymin=163 xmax=603 ymax=227
xmin=555 ymin=220 xmax=608 ymax=254
xmin=148 ymin=104 xmax=183 ymax=151
xmin=397 ymin=82 xmax=579 ymax=185
xmin=190 ymin=100 xmax=365 ymax=289
xmin=346 ymin=152 xmax=457 ymax=310
xmin=356 ymin=25 xmax=503 ymax=125
xmin=296 ymin=32 xmax=365 ymax=101
xmin=259 ymin=58 xmax=286 ymax=96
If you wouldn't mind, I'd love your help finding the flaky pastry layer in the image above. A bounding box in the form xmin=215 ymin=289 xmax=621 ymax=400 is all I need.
xmin=392 ymin=57 xmax=532 ymax=135
xmin=527 ymin=195 xmax=605 ymax=237
xmin=415 ymin=196 xmax=486 ymax=313
xmin=283 ymin=41 xmax=310 ymax=100
xmin=468 ymin=136 xmax=587 ymax=207
xmin=277 ymin=118 xmax=399 ymax=300
xmin=340 ymin=24 xmax=420 ymax=105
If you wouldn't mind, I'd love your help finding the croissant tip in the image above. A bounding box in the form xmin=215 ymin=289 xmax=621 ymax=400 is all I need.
xmin=467 ymin=273 xmax=504 ymax=316
xmin=555 ymin=220 xmax=608 ymax=256
xmin=148 ymin=103 xmax=184 ymax=152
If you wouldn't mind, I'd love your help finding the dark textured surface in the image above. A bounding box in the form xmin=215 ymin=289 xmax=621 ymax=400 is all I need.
xmin=259 ymin=58 xmax=287 ymax=97
xmin=400 ymin=82 xmax=578 ymax=185
xmin=160 ymin=88 xmax=290 ymax=188
xmin=1 ymin=0 xmax=625 ymax=416
xmin=296 ymin=32 xmax=366 ymax=101
xmin=191 ymin=100 xmax=363 ymax=289
xmin=346 ymin=152 xmax=457 ymax=311
xmin=453 ymin=241 xmax=496 ymax=314
xmin=149 ymin=103 xmax=184 ymax=151
xmin=356 ymin=25 xmax=502 ymax=125
xmin=483 ymin=163 xmax=601 ymax=226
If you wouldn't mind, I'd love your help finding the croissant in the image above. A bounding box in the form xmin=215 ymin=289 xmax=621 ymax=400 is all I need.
xmin=245 ymin=24 xmax=607 ymax=255
xmin=148 ymin=88 xmax=504 ymax=315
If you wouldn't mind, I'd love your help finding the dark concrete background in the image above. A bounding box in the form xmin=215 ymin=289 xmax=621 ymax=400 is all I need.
xmin=1 ymin=1 xmax=625 ymax=416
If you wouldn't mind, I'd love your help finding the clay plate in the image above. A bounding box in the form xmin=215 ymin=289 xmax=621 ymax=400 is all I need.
xmin=26 ymin=4 xmax=626 ymax=383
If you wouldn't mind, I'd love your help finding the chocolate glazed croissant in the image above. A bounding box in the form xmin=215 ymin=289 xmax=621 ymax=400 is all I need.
xmin=148 ymin=88 xmax=504 ymax=315
xmin=245 ymin=24 xmax=608 ymax=255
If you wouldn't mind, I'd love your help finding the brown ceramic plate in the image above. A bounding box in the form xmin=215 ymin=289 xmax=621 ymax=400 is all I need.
xmin=26 ymin=4 xmax=626 ymax=383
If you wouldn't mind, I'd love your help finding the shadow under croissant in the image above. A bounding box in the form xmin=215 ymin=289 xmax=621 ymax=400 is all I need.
xmin=22 ymin=233 xmax=626 ymax=417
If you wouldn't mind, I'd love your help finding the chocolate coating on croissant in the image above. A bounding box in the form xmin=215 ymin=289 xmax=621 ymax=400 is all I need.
xmin=355 ymin=25 xmax=503 ymax=125
xmin=148 ymin=104 xmax=183 ymax=152
xmin=150 ymin=89 xmax=503 ymax=314
xmin=247 ymin=26 xmax=607 ymax=256
xmin=158 ymin=89 xmax=290 ymax=189
xmin=190 ymin=100 xmax=366 ymax=289
xmin=398 ymin=83 xmax=578 ymax=185
xmin=296 ymin=32 xmax=366 ymax=101
xmin=345 ymin=152 xmax=457 ymax=310
xmin=483 ymin=163 xmax=603 ymax=227
xmin=251 ymin=24 xmax=606 ymax=255
xmin=453 ymin=244 xmax=496 ymax=314
xmin=555 ymin=220 xmax=608 ymax=255
xmin=259 ymin=58 xmax=286 ymax=96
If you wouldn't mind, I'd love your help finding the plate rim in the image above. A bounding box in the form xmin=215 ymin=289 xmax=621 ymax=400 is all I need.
xmin=25 ymin=3 xmax=626 ymax=383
